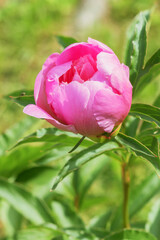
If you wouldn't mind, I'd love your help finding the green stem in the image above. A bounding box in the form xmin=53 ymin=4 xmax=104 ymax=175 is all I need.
xmin=122 ymin=162 xmax=130 ymax=228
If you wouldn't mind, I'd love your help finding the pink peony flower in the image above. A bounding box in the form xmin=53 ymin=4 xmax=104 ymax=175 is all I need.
xmin=24 ymin=38 xmax=132 ymax=137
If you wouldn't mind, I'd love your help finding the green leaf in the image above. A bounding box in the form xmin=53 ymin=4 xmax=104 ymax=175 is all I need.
xmin=135 ymin=64 xmax=160 ymax=95
xmin=115 ymin=133 xmax=160 ymax=175
xmin=4 ymin=90 xmax=35 ymax=107
xmin=137 ymin=135 xmax=159 ymax=157
xmin=105 ymin=229 xmax=156 ymax=240
xmin=0 ymin=143 xmax=56 ymax=177
xmin=130 ymin=103 xmax=160 ymax=127
xmin=51 ymin=141 xmax=119 ymax=190
xmin=17 ymin=224 xmax=61 ymax=240
xmin=111 ymin=173 xmax=160 ymax=230
xmin=146 ymin=199 xmax=160 ymax=239
xmin=16 ymin=166 xmax=58 ymax=198
xmin=51 ymin=194 xmax=84 ymax=228
xmin=13 ymin=128 xmax=93 ymax=149
xmin=144 ymin=48 xmax=160 ymax=73
xmin=140 ymin=127 xmax=160 ymax=137
xmin=56 ymin=35 xmax=78 ymax=48
xmin=0 ymin=178 xmax=54 ymax=224
xmin=78 ymin=155 xmax=110 ymax=207
xmin=0 ymin=117 xmax=37 ymax=156
xmin=124 ymin=10 xmax=150 ymax=86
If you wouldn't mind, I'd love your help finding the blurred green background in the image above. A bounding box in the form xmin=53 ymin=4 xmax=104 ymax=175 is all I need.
xmin=0 ymin=0 xmax=160 ymax=132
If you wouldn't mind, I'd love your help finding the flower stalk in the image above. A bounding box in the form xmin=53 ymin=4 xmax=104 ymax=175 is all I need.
xmin=122 ymin=162 xmax=130 ymax=228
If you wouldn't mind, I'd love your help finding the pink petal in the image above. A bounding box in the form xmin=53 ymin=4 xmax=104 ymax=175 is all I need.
xmin=88 ymin=38 xmax=114 ymax=54
xmin=110 ymin=65 xmax=132 ymax=100
xmin=97 ymin=52 xmax=120 ymax=76
xmin=51 ymin=81 xmax=90 ymax=135
xmin=56 ymin=43 xmax=101 ymax=65
xmin=42 ymin=53 xmax=60 ymax=71
xmin=93 ymin=88 xmax=131 ymax=133
xmin=23 ymin=104 xmax=77 ymax=133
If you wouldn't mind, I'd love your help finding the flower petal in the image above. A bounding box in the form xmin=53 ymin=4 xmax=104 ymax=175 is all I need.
xmin=97 ymin=52 xmax=120 ymax=76
xmin=88 ymin=38 xmax=114 ymax=54
xmin=23 ymin=104 xmax=77 ymax=133
xmin=93 ymin=88 xmax=131 ymax=133
xmin=56 ymin=43 xmax=101 ymax=65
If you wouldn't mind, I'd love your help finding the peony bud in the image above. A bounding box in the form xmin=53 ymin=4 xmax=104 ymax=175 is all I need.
xmin=24 ymin=38 xmax=132 ymax=138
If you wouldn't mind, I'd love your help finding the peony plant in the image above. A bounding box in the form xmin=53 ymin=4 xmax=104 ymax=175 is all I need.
xmin=3 ymin=9 xmax=160 ymax=240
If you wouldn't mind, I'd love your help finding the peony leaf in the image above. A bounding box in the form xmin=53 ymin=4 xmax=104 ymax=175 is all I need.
xmin=5 ymin=89 xmax=35 ymax=107
xmin=51 ymin=141 xmax=119 ymax=190
xmin=105 ymin=229 xmax=156 ymax=240
xmin=135 ymin=64 xmax=160 ymax=95
xmin=12 ymin=128 xmax=93 ymax=149
xmin=0 ymin=178 xmax=54 ymax=224
xmin=56 ymin=35 xmax=78 ymax=48
xmin=124 ymin=10 xmax=150 ymax=87
xmin=130 ymin=103 xmax=160 ymax=127
xmin=115 ymin=133 xmax=160 ymax=175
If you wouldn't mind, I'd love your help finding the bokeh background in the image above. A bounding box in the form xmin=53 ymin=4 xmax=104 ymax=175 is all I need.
xmin=1 ymin=0 xmax=160 ymax=132
xmin=0 ymin=0 xmax=160 ymax=238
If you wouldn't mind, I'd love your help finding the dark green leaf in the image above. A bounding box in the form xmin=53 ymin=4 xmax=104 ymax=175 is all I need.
xmin=130 ymin=103 xmax=160 ymax=127
xmin=0 ymin=178 xmax=54 ymax=224
xmin=124 ymin=10 xmax=150 ymax=86
xmin=5 ymin=90 xmax=35 ymax=107
xmin=115 ymin=133 xmax=160 ymax=175
xmin=51 ymin=141 xmax=119 ymax=190
xmin=56 ymin=35 xmax=78 ymax=48
xmin=140 ymin=128 xmax=160 ymax=137
xmin=105 ymin=229 xmax=156 ymax=240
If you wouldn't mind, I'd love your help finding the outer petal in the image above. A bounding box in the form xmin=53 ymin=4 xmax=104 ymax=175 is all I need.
xmin=88 ymin=38 xmax=114 ymax=54
xmin=51 ymin=81 xmax=90 ymax=136
xmin=34 ymin=53 xmax=60 ymax=115
xmin=23 ymin=104 xmax=77 ymax=133
xmin=51 ymin=81 xmax=106 ymax=137
xmin=56 ymin=43 xmax=101 ymax=65
xmin=97 ymin=52 xmax=120 ymax=76
xmin=93 ymin=88 xmax=131 ymax=133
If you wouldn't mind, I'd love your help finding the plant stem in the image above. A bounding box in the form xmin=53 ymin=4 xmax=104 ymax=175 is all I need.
xmin=122 ymin=162 xmax=130 ymax=228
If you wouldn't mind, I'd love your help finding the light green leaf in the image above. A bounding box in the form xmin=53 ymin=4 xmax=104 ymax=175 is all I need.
xmin=105 ymin=229 xmax=156 ymax=240
xmin=0 ymin=178 xmax=54 ymax=224
xmin=56 ymin=35 xmax=78 ymax=48
xmin=0 ymin=117 xmax=37 ymax=156
xmin=51 ymin=141 xmax=118 ymax=190
xmin=146 ymin=199 xmax=160 ymax=239
xmin=17 ymin=224 xmax=61 ymax=240
xmin=130 ymin=103 xmax=160 ymax=127
xmin=13 ymin=128 xmax=93 ymax=149
xmin=115 ymin=133 xmax=160 ymax=175
xmin=124 ymin=10 xmax=150 ymax=86
xmin=144 ymin=48 xmax=160 ymax=73
xmin=51 ymin=194 xmax=84 ymax=228
xmin=4 ymin=90 xmax=35 ymax=107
